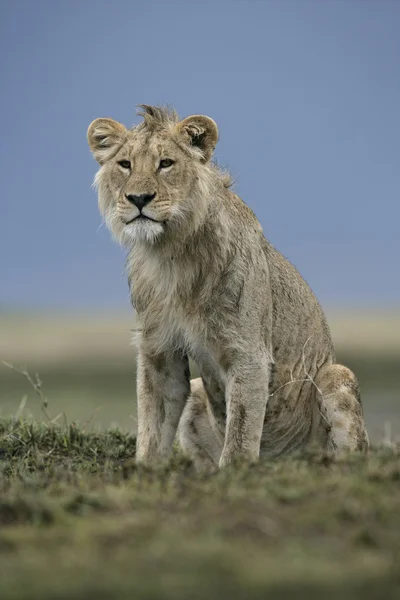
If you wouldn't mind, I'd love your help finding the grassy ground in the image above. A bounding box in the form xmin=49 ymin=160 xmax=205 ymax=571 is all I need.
xmin=0 ymin=418 xmax=399 ymax=599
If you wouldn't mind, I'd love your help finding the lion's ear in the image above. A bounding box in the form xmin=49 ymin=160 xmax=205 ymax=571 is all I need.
xmin=177 ymin=115 xmax=218 ymax=162
xmin=87 ymin=118 xmax=127 ymax=165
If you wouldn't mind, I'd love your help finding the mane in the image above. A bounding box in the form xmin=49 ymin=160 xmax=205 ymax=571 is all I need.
xmin=211 ymin=161 xmax=234 ymax=189
xmin=136 ymin=104 xmax=179 ymax=130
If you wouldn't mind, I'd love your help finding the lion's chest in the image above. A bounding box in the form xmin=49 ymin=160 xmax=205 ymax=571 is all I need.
xmin=132 ymin=257 xmax=212 ymax=344
xmin=138 ymin=286 xmax=225 ymax=386
xmin=131 ymin=254 xmax=228 ymax=400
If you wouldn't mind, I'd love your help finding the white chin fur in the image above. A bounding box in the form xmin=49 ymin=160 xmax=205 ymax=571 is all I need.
xmin=122 ymin=219 xmax=164 ymax=245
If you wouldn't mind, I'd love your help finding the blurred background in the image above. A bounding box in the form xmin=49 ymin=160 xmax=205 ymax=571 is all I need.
xmin=1 ymin=0 xmax=399 ymax=441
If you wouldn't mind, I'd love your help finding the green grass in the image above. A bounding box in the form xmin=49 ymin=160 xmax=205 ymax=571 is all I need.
xmin=0 ymin=418 xmax=399 ymax=599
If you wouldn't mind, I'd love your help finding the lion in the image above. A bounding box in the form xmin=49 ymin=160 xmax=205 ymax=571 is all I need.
xmin=87 ymin=105 xmax=369 ymax=469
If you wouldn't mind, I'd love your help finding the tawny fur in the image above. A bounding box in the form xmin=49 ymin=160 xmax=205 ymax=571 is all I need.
xmin=88 ymin=105 xmax=369 ymax=469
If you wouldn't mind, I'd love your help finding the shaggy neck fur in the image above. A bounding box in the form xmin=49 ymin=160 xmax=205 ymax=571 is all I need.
xmin=126 ymin=172 xmax=244 ymax=354
xmin=127 ymin=171 xmax=233 ymax=299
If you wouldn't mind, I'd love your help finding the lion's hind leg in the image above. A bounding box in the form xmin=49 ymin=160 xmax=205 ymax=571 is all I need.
xmin=314 ymin=364 xmax=369 ymax=453
xmin=178 ymin=378 xmax=223 ymax=471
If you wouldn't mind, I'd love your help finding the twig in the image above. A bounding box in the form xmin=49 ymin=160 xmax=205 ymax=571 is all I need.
xmin=268 ymin=337 xmax=337 ymax=450
xmin=1 ymin=361 xmax=51 ymax=422
xmin=269 ymin=377 xmax=311 ymax=397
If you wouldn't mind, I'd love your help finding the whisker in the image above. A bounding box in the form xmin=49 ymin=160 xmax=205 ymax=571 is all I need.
xmin=96 ymin=218 xmax=106 ymax=233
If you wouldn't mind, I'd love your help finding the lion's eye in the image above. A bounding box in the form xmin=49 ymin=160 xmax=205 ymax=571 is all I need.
xmin=118 ymin=160 xmax=131 ymax=169
xmin=159 ymin=158 xmax=174 ymax=169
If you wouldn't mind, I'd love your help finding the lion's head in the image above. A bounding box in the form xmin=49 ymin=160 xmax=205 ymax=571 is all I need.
xmin=88 ymin=105 xmax=225 ymax=246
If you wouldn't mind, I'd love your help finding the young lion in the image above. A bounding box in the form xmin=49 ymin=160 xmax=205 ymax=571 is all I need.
xmin=88 ymin=105 xmax=369 ymax=469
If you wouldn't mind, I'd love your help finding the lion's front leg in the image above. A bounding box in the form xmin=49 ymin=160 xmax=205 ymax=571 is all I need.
xmin=219 ymin=355 xmax=271 ymax=467
xmin=136 ymin=348 xmax=190 ymax=465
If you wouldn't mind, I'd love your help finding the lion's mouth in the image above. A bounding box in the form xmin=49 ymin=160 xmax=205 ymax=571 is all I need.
xmin=125 ymin=214 xmax=158 ymax=225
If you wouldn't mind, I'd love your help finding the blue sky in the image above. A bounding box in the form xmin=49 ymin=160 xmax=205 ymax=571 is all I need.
xmin=1 ymin=0 xmax=399 ymax=310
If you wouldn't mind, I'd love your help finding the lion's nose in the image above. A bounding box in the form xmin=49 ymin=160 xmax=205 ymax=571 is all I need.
xmin=125 ymin=192 xmax=156 ymax=211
